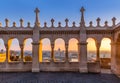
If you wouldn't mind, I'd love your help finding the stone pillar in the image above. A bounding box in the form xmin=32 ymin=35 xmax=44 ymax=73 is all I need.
xmin=5 ymin=44 xmax=9 ymax=63
xmin=111 ymin=42 xmax=120 ymax=75
xmin=79 ymin=42 xmax=88 ymax=73
xmin=96 ymin=43 xmax=101 ymax=61
xmin=65 ymin=43 xmax=69 ymax=62
xmin=111 ymin=42 xmax=116 ymax=72
xmin=20 ymin=44 xmax=24 ymax=62
xmin=32 ymin=42 xmax=40 ymax=72
xmin=51 ymin=43 xmax=54 ymax=62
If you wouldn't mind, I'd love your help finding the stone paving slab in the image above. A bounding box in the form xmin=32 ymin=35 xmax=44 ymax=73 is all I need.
xmin=0 ymin=72 xmax=120 ymax=83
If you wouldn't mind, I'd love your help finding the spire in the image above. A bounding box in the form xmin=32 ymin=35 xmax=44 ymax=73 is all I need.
xmin=80 ymin=7 xmax=85 ymax=27
xmin=34 ymin=8 xmax=40 ymax=27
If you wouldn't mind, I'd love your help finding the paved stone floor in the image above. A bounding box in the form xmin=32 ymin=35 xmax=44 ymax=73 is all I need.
xmin=0 ymin=72 xmax=120 ymax=83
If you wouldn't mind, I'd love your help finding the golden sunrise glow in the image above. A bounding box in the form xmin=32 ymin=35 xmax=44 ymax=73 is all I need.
xmin=68 ymin=38 xmax=78 ymax=51
xmin=0 ymin=38 xmax=111 ymax=62
xmin=100 ymin=38 xmax=111 ymax=52
xmin=87 ymin=38 xmax=96 ymax=52
xmin=41 ymin=38 xmax=51 ymax=51
xmin=54 ymin=38 xmax=65 ymax=51
xmin=24 ymin=38 xmax=32 ymax=51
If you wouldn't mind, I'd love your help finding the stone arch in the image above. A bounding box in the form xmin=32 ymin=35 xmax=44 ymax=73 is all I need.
xmin=116 ymin=33 xmax=120 ymax=42
xmin=54 ymin=38 xmax=65 ymax=62
xmin=40 ymin=38 xmax=51 ymax=62
xmin=114 ymin=31 xmax=120 ymax=42
xmin=0 ymin=38 xmax=6 ymax=62
xmin=23 ymin=38 xmax=33 ymax=62
xmin=100 ymin=38 xmax=111 ymax=69
xmin=87 ymin=38 xmax=97 ymax=62
xmin=8 ymin=38 xmax=21 ymax=62
xmin=68 ymin=38 xmax=79 ymax=62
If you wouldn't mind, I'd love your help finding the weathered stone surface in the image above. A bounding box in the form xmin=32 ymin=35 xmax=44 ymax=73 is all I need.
xmin=0 ymin=72 xmax=120 ymax=83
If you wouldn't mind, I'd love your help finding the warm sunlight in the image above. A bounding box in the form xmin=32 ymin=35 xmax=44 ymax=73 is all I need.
xmin=24 ymin=38 xmax=32 ymax=51
xmin=54 ymin=38 xmax=65 ymax=51
xmin=100 ymin=38 xmax=111 ymax=52
xmin=0 ymin=39 xmax=6 ymax=62
xmin=41 ymin=38 xmax=51 ymax=51
xmin=68 ymin=38 xmax=78 ymax=51
xmin=87 ymin=38 xmax=96 ymax=52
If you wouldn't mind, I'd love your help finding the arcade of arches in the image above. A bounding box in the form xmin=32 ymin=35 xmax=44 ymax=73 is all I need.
xmin=0 ymin=7 xmax=120 ymax=76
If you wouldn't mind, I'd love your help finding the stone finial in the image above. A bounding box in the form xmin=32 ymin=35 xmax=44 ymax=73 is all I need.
xmin=80 ymin=6 xmax=85 ymax=27
xmin=0 ymin=23 xmax=1 ymax=27
xmin=51 ymin=18 xmax=54 ymax=27
xmin=104 ymin=21 xmax=108 ymax=27
xmin=13 ymin=22 xmax=16 ymax=27
xmin=112 ymin=17 xmax=116 ymax=26
xmin=96 ymin=17 xmax=101 ymax=27
xmin=65 ymin=18 xmax=69 ymax=27
xmin=34 ymin=8 xmax=40 ymax=27
xmin=89 ymin=21 xmax=93 ymax=27
xmin=72 ymin=21 xmax=76 ymax=27
xmin=44 ymin=22 xmax=47 ymax=27
xmin=58 ymin=22 xmax=61 ymax=27
xmin=5 ymin=18 xmax=9 ymax=27
xmin=27 ymin=22 xmax=30 ymax=27
xmin=20 ymin=18 xmax=24 ymax=27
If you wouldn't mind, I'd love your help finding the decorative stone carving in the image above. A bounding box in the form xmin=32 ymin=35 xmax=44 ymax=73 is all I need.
xmin=65 ymin=18 xmax=69 ymax=27
xmin=80 ymin=7 xmax=85 ymax=27
xmin=34 ymin=8 xmax=40 ymax=27
xmin=72 ymin=21 xmax=76 ymax=27
xmin=112 ymin=17 xmax=116 ymax=26
xmin=104 ymin=21 xmax=108 ymax=27
xmin=5 ymin=18 xmax=9 ymax=27
xmin=44 ymin=22 xmax=47 ymax=27
xmin=13 ymin=22 xmax=16 ymax=27
xmin=20 ymin=18 xmax=24 ymax=27
xmin=58 ymin=22 xmax=61 ymax=27
xmin=96 ymin=17 xmax=101 ymax=27
xmin=27 ymin=22 xmax=30 ymax=27
xmin=51 ymin=18 xmax=54 ymax=27
xmin=0 ymin=7 xmax=119 ymax=76
xmin=89 ymin=21 xmax=93 ymax=27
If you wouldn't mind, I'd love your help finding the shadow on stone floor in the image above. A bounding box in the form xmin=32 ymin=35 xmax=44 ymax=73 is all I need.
xmin=0 ymin=72 xmax=120 ymax=83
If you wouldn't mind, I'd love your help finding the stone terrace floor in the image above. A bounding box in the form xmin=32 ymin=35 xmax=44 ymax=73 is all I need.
xmin=0 ymin=72 xmax=120 ymax=83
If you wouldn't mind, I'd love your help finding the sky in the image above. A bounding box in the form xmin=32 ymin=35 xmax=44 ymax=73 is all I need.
xmin=0 ymin=0 xmax=120 ymax=26
xmin=0 ymin=0 xmax=117 ymax=51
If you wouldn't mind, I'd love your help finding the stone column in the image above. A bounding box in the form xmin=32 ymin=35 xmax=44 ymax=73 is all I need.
xmin=65 ymin=43 xmax=69 ymax=62
xmin=20 ymin=44 xmax=24 ymax=62
xmin=5 ymin=44 xmax=9 ymax=70
xmin=5 ymin=44 xmax=9 ymax=63
xmin=51 ymin=43 xmax=54 ymax=62
xmin=111 ymin=42 xmax=116 ymax=72
xmin=112 ymin=42 xmax=120 ymax=75
xmin=78 ymin=43 xmax=80 ymax=62
xmin=96 ymin=43 xmax=101 ymax=61
xmin=79 ymin=42 xmax=88 ymax=73
xmin=32 ymin=42 xmax=40 ymax=72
